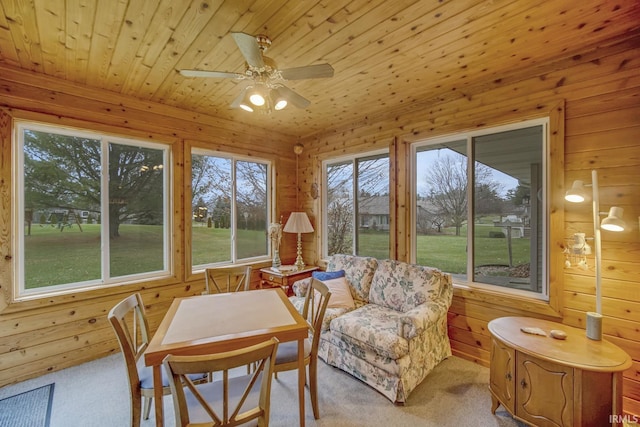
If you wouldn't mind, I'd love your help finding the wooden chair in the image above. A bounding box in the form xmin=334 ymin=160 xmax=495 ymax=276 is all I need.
xmin=163 ymin=337 xmax=279 ymax=427
xmin=108 ymin=293 xmax=207 ymax=427
xmin=273 ymin=278 xmax=331 ymax=419
xmin=205 ymin=265 xmax=252 ymax=294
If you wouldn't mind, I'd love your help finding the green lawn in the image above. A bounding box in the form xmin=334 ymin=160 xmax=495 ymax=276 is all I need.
xmin=191 ymin=225 xmax=267 ymax=265
xmin=24 ymin=222 xmax=529 ymax=289
xmin=25 ymin=224 xmax=102 ymax=288
xmin=358 ymin=225 xmax=530 ymax=274
xmin=24 ymin=223 xmax=166 ymax=288
xmin=24 ymin=223 xmax=267 ymax=288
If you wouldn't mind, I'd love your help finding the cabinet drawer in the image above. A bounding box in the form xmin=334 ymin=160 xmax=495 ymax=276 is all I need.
xmin=261 ymin=273 xmax=284 ymax=286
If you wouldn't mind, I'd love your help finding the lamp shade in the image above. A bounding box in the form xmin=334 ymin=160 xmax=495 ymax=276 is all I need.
xmin=284 ymin=212 xmax=314 ymax=234
xmin=565 ymin=180 xmax=588 ymax=203
xmin=601 ymin=207 xmax=626 ymax=232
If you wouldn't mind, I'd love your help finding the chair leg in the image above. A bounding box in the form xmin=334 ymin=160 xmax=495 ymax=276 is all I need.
xmin=309 ymin=360 xmax=319 ymax=419
xmin=131 ymin=393 xmax=142 ymax=427
xmin=142 ymin=396 xmax=152 ymax=420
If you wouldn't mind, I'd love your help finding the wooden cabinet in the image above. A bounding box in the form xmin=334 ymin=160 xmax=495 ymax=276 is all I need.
xmin=488 ymin=317 xmax=631 ymax=427
xmin=259 ymin=266 xmax=318 ymax=296
xmin=515 ymin=352 xmax=574 ymax=426
xmin=489 ymin=337 xmax=515 ymax=414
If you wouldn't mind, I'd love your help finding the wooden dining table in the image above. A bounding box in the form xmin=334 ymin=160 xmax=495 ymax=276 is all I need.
xmin=144 ymin=288 xmax=309 ymax=427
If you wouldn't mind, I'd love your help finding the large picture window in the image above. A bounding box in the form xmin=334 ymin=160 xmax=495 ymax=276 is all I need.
xmin=323 ymin=151 xmax=390 ymax=259
xmin=413 ymin=119 xmax=547 ymax=299
xmin=16 ymin=122 xmax=170 ymax=297
xmin=191 ymin=149 xmax=270 ymax=270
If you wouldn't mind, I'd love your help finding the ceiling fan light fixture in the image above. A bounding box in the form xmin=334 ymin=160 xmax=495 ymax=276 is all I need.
xmin=238 ymin=89 xmax=254 ymax=112
xmin=271 ymin=88 xmax=288 ymax=110
xmin=239 ymin=103 xmax=254 ymax=112
xmin=248 ymin=84 xmax=270 ymax=106
xmin=249 ymin=92 xmax=265 ymax=106
xmin=274 ymin=97 xmax=287 ymax=110
xmin=180 ymin=33 xmax=333 ymax=114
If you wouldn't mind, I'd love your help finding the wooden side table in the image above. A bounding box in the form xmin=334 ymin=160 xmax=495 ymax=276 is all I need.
xmin=488 ymin=316 xmax=632 ymax=427
xmin=259 ymin=266 xmax=319 ymax=296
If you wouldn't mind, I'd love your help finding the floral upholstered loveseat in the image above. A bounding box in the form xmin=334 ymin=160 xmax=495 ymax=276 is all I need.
xmin=291 ymin=254 xmax=453 ymax=404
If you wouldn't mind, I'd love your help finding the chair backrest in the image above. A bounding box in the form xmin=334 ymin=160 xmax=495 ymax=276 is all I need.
xmin=108 ymin=293 xmax=150 ymax=396
xmin=163 ymin=338 xmax=279 ymax=427
xmin=205 ymin=266 xmax=252 ymax=294
xmin=303 ymin=278 xmax=332 ymax=352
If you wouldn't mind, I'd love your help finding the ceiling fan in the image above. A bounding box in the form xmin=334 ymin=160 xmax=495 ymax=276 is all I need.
xmin=179 ymin=32 xmax=334 ymax=113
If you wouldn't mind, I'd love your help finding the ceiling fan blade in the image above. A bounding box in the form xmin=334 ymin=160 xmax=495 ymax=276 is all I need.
xmin=230 ymin=86 xmax=250 ymax=109
xmin=277 ymin=85 xmax=311 ymax=109
xmin=231 ymin=32 xmax=265 ymax=68
xmin=180 ymin=69 xmax=244 ymax=79
xmin=280 ymin=63 xmax=334 ymax=80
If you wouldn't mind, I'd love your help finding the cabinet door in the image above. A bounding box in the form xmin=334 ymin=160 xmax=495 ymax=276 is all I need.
xmin=516 ymin=353 xmax=573 ymax=427
xmin=489 ymin=337 xmax=515 ymax=414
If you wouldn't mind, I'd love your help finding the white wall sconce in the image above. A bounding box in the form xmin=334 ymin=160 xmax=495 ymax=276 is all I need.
xmin=565 ymin=170 xmax=626 ymax=340
xmin=564 ymin=232 xmax=592 ymax=270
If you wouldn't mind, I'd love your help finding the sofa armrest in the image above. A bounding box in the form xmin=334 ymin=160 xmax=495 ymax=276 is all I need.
xmin=292 ymin=277 xmax=312 ymax=297
xmin=399 ymin=299 xmax=449 ymax=339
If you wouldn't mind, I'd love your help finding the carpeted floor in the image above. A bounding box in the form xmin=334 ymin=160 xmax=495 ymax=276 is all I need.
xmin=0 ymin=354 xmax=524 ymax=426
xmin=0 ymin=383 xmax=54 ymax=427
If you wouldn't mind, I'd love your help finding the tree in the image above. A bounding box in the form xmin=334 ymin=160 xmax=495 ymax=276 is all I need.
xmin=424 ymin=155 xmax=468 ymax=236
xmin=475 ymin=181 xmax=504 ymax=216
xmin=108 ymin=143 xmax=164 ymax=237
xmin=236 ymin=160 xmax=268 ymax=230
xmin=23 ymin=129 xmax=165 ymax=239
xmin=326 ymin=156 xmax=389 ymax=255
xmin=190 ymin=155 xmax=268 ymax=231
xmin=326 ymin=162 xmax=353 ymax=254
xmin=192 ymin=155 xmax=230 ymax=229
xmin=505 ymin=184 xmax=530 ymax=206
xmin=423 ymin=154 xmax=498 ymax=236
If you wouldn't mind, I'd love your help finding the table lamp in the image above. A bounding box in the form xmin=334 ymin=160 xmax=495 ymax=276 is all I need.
xmin=284 ymin=212 xmax=314 ymax=270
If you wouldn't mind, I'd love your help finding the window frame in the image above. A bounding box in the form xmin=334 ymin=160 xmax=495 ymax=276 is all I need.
xmin=321 ymin=148 xmax=390 ymax=259
xmin=188 ymin=146 xmax=273 ymax=274
xmin=410 ymin=116 xmax=560 ymax=308
xmin=13 ymin=120 xmax=172 ymax=300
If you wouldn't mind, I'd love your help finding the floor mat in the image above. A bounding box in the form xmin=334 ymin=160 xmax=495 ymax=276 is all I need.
xmin=0 ymin=383 xmax=54 ymax=427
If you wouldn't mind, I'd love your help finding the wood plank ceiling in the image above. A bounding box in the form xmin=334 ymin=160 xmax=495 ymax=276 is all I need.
xmin=0 ymin=0 xmax=638 ymax=138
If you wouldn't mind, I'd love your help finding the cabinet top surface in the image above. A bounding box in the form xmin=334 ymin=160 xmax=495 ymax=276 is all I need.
xmin=260 ymin=265 xmax=319 ymax=277
xmin=488 ymin=317 xmax=632 ymax=372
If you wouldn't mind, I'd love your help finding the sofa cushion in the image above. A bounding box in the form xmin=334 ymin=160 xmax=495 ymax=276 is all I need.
xmin=327 ymin=254 xmax=378 ymax=303
xmin=369 ymin=259 xmax=445 ymax=313
xmin=312 ymin=269 xmax=345 ymax=281
xmin=329 ymin=304 xmax=409 ymax=360
xmin=322 ymin=277 xmax=355 ymax=309
xmin=289 ymin=296 xmax=366 ymax=331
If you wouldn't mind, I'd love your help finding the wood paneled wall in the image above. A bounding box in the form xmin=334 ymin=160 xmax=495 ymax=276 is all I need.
xmin=0 ymin=33 xmax=638 ymax=418
xmin=0 ymin=66 xmax=299 ymax=385
xmin=300 ymin=35 xmax=640 ymax=416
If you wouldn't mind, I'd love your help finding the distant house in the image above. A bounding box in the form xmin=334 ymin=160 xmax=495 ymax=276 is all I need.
xmin=416 ymin=199 xmax=445 ymax=233
xmin=359 ymin=195 xmax=389 ymax=231
xmin=358 ymin=196 xmax=445 ymax=233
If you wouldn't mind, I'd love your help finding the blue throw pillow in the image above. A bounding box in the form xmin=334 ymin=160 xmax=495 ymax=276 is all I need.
xmin=312 ymin=270 xmax=345 ymax=281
